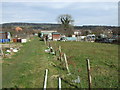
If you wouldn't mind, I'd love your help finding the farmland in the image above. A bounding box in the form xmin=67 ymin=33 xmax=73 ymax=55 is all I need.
xmin=2 ymin=36 xmax=119 ymax=88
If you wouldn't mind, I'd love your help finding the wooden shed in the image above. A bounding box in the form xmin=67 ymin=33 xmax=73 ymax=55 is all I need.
xmin=0 ymin=31 xmax=11 ymax=43
xmin=52 ymin=32 xmax=61 ymax=41
xmin=0 ymin=31 xmax=7 ymax=39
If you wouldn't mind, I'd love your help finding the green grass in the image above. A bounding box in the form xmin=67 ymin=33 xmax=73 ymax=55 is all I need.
xmin=2 ymin=37 xmax=119 ymax=88
xmin=2 ymin=37 xmax=59 ymax=88
xmin=50 ymin=41 xmax=119 ymax=88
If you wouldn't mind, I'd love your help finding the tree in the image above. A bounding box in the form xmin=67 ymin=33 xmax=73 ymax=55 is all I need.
xmin=57 ymin=14 xmax=74 ymax=36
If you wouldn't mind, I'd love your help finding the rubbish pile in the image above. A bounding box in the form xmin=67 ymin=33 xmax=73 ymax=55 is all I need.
xmin=13 ymin=38 xmax=27 ymax=43
xmin=45 ymin=46 xmax=55 ymax=55
xmin=4 ymin=47 xmax=20 ymax=58
xmin=72 ymin=76 xmax=80 ymax=83
xmin=6 ymin=48 xmax=19 ymax=53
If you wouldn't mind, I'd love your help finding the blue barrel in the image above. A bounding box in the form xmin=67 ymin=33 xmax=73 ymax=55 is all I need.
xmin=0 ymin=39 xmax=10 ymax=43
xmin=2 ymin=39 xmax=5 ymax=43
xmin=6 ymin=39 xmax=10 ymax=42
xmin=0 ymin=39 xmax=2 ymax=43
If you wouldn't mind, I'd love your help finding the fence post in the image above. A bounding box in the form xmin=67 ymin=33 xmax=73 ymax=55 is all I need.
xmin=1 ymin=48 xmax=4 ymax=57
xmin=54 ymin=43 xmax=57 ymax=56
xmin=48 ymin=41 xmax=50 ymax=48
xmin=59 ymin=46 xmax=62 ymax=60
xmin=64 ymin=53 xmax=70 ymax=74
xmin=86 ymin=59 xmax=92 ymax=90
xmin=43 ymin=69 xmax=48 ymax=90
xmin=44 ymin=38 xmax=46 ymax=45
xmin=58 ymin=77 xmax=61 ymax=90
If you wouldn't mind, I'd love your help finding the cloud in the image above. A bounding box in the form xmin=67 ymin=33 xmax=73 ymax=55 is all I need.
xmin=1 ymin=2 xmax=118 ymax=26
xmin=1 ymin=0 xmax=120 ymax=2
xmin=69 ymin=2 xmax=118 ymax=11
xmin=19 ymin=2 xmax=74 ymax=10
xmin=75 ymin=15 xmax=118 ymax=26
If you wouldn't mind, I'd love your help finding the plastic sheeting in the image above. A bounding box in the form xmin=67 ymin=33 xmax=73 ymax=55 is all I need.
xmin=0 ymin=39 xmax=10 ymax=43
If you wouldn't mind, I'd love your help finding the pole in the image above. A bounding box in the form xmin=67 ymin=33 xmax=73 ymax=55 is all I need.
xmin=43 ymin=69 xmax=48 ymax=90
xmin=59 ymin=77 xmax=61 ymax=90
xmin=86 ymin=59 xmax=92 ymax=90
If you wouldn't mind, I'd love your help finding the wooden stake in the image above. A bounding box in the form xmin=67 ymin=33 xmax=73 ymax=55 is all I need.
xmin=44 ymin=38 xmax=46 ymax=45
xmin=58 ymin=77 xmax=61 ymax=90
xmin=59 ymin=46 xmax=61 ymax=53
xmin=0 ymin=48 xmax=4 ymax=57
xmin=55 ymin=43 xmax=57 ymax=56
xmin=43 ymin=69 xmax=48 ymax=90
xmin=86 ymin=59 xmax=92 ymax=90
xmin=64 ymin=53 xmax=70 ymax=74
xmin=48 ymin=41 xmax=50 ymax=48
xmin=59 ymin=46 xmax=62 ymax=61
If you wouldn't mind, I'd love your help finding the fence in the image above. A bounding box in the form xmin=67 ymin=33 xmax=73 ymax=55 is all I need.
xmin=43 ymin=40 xmax=92 ymax=89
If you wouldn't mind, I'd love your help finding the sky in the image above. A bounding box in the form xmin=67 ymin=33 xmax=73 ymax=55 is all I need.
xmin=0 ymin=0 xmax=119 ymax=26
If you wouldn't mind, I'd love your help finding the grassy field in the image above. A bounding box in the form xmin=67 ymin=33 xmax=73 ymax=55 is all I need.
xmin=2 ymin=37 xmax=119 ymax=88
xmin=50 ymin=41 xmax=119 ymax=88
xmin=2 ymin=37 xmax=59 ymax=88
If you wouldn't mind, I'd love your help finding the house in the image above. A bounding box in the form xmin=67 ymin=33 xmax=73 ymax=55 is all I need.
xmin=0 ymin=31 xmax=7 ymax=39
xmin=74 ymin=30 xmax=81 ymax=36
xmin=76 ymin=36 xmax=86 ymax=41
xmin=52 ymin=32 xmax=61 ymax=41
xmin=86 ymin=34 xmax=96 ymax=41
xmin=15 ymin=27 xmax=23 ymax=32
xmin=40 ymin=30 xmax=57 ymax=40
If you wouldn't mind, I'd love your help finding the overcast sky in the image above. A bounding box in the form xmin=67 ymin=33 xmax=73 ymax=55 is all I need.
xmin=1 ymin=0 xmax=119 ymax=26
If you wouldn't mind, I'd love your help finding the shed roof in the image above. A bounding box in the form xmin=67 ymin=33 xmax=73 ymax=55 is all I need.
xmin=0 ymin=31 xmax=6 ymax=33
xmin=52 ymin=32 xmax=61 ymax=35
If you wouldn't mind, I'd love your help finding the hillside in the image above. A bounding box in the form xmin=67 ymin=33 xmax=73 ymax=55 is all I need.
xmin=1 ymin=22 xmax=118 ymax=30
xmin=1 ymin=22 xmax=119 ymax=37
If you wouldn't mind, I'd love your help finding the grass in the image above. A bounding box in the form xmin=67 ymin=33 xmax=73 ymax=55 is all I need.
xmin=2 ymin=37 xmax=59 ymax=88
xmin=50 ymin=41 xmax=119 ymax=88
xmin=2 ymin=37 xmax=119 ymax=88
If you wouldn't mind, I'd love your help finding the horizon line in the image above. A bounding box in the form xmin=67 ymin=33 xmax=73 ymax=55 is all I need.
xmin=0 ymin=22 xmax=118 ymax=27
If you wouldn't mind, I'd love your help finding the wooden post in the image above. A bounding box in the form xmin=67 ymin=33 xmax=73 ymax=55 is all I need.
xmin=58 ymin=77 xmax=61 ymax=90
xmin=48 ymin=41 xmax=50 ymax=48
xmin=64 ymin=53 xmax=70 ymax=74
xmin=59 ymin=46 xmax=62 ymax=60
xmin=43 ymin=69 xmax=48 ymax=90
xmin=9 ymin=44 xmax=10 ymax=48
xmin=44 ymin=38 xmax=46 ymax=45
xmin=54 ymin=43 xmax=57 ymax=56
xmin=0 ymin=48 xmax=4 ymax=57
xmin=86 ymin=59 xmax=92 ymax=90
xmin=59 ymin=46 xmax=61 ymax=53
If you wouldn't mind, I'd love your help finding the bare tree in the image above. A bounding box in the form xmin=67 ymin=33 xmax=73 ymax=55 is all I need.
xmin=57 ymin=14 xmax=74 ymax=36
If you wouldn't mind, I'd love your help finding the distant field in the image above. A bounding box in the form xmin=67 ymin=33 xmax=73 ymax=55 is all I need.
xmin=50 ymin=41 xmax=118 ymax=88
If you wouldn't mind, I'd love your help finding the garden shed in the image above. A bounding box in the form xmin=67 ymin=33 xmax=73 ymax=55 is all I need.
xmin=52 ymin=32 xmax=61 ymax=41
